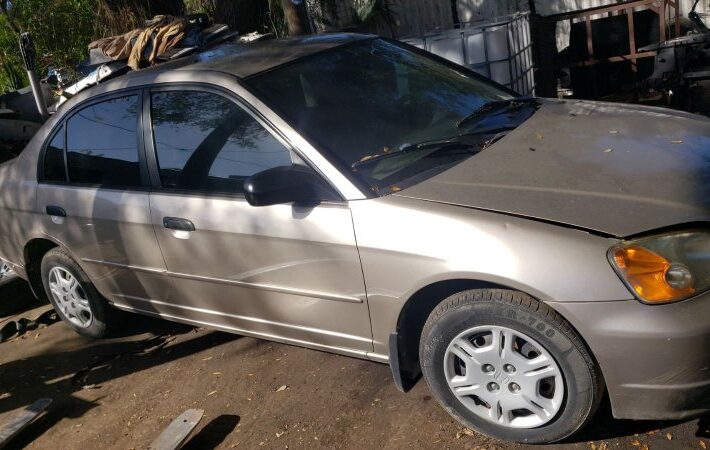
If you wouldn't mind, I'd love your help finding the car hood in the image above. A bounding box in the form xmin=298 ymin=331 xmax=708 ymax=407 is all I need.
xmin=396 ymin=99 xmax=710 ymax=237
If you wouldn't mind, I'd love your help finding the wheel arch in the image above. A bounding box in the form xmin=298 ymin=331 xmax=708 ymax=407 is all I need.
xmin=23 ymin=237 xmax=60 ymax=299
xmin=390 ymin=278 xmax=600 ymax=394
xmin=391 ymin=278 xmax=513 ymax=390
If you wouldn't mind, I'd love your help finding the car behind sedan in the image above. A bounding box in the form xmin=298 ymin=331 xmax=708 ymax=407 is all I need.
xmin=1 ymin=34 xmax=709 ymax=443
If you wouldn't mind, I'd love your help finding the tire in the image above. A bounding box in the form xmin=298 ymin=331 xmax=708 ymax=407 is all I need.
xmin=40 ymin=248 xmax=114 ymax=338
xmin=419 ymin=289 xmax=604 ymax=444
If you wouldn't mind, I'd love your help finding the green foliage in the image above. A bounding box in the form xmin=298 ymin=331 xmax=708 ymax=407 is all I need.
xmin=184 ymin=0 xmax=214 ymax=16
xmin=353 ymin=0 xmax=395 ymax=31
xmin=0 ymin=0 xmax=97 ymax=92
xmin=266 ymin=0 xmax=288 ymax=37
xmin=0 ymin=55 xmax=23 ymax=90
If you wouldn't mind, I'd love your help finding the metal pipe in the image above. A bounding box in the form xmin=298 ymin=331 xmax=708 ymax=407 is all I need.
xmin=19 ymin=32 xmax=48 ymax=120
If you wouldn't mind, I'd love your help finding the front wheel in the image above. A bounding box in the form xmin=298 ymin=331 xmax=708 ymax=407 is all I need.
xmin=419 ymin=289 xmax=604 ymax=444
xmin=41 ymin=248 xmax=115 ymax=338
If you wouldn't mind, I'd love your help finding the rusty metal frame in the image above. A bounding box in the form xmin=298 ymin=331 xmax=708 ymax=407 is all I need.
xmin=548 ymin=0 xmax=681 ymax=72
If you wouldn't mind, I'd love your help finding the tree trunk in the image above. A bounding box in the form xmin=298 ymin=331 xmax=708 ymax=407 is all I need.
xmin=280 ymin=0 xmax=310 ymax=35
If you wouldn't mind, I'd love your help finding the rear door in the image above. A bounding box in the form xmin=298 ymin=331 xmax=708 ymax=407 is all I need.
xmin=36 ymin=91 xmax=173 ymax=309
xmin=145 ymin=86 xmax=373 ymax=354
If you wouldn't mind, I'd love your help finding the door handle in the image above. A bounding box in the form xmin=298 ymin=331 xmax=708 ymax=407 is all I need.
xmin=46 ymin=205 xmax=66 ymax=217
xmin=163 ymin=217 xmax=195 ymax=232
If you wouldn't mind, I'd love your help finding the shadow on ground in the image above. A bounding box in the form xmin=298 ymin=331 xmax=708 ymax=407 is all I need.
xmin=182 ymin=414 xmax=240 ymax=450
xmin=1 ymin=312 xmax=240 ymax=448
xmin=0 ymin=279 xmax=42 ymax=319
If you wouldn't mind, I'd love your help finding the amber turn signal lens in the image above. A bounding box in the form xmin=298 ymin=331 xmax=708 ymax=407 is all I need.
xmin=612 ymin=245 xmax=695 ymax=303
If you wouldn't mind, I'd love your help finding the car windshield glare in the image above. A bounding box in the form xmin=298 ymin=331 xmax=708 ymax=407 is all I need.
xmin=246 ymin=38 xmax=517 ymax=195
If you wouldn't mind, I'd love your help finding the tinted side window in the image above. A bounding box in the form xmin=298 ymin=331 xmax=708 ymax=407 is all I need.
xmin=151 ymin=91 xmax=293 ymax=195
xmin=66 ymin=95 xmax=141 ymax=187
xmin=43 ymin=126 xmax=66 ymax=182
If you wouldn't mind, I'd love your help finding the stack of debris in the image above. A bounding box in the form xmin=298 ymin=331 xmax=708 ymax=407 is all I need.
xmin=0 ymin=13 xmax=271 ymax=164
xmin=55 ymin=13 xmax=241 ymax=108
xmin=0 ymin=86 xmax=46 ymax=163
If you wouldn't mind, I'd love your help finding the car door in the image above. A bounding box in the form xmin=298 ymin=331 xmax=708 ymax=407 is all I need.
xmin=144 ymin=86 xmax=373 ymax=354
xmin=36 ymin=91 xmax=173 ymax=310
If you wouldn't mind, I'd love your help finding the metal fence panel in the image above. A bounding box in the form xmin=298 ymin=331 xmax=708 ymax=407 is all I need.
xmin=401 ymin=13 xmax=535 ymax=95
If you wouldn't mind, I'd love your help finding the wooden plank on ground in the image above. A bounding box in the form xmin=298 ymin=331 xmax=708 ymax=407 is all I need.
xmin=0 ymin=398 xmax=52 ymax=449
xmin=149 ymin=409 xmax=204 ymax=450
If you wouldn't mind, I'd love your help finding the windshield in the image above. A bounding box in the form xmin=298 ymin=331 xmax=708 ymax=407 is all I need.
xmin=247 ymin=38 xmax=532 ymax=196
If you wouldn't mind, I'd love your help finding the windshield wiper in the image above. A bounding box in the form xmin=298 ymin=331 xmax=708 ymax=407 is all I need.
xmin=351 ymin=126 xmax=516 ymax=170
xmin=457 ymin=97 xmax=539 ymax=129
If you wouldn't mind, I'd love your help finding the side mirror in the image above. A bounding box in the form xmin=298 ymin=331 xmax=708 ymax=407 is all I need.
xmin=243 ymin=165 xmax=336 ymax=207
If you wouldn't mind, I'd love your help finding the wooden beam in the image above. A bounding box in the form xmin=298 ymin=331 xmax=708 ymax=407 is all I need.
xmin=149 ymin=409 xmax=204 ymax=450
xmin=0 ymin=399 xmax=52 ymax=449
xmin=585 ymin=17 xmax=594 ymax=58
xmin=627 ymin=7 xmax=637 ymax=72
xmin=563 ymin=50 xmax=657 ymax=68
xmin=548 ymin=0 xmax=661 ymax=21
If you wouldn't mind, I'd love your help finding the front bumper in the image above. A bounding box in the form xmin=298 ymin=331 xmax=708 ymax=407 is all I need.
xmin=551 ymin=293 xmax=710 ymax=420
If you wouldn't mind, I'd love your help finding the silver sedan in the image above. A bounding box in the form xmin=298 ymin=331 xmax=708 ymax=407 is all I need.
xmin=0 ymin=34 xmax=709 ymax=443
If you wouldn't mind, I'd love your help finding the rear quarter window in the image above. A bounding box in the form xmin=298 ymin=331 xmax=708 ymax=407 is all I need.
xmin=43 ymin=126 xmax=67 ymax=182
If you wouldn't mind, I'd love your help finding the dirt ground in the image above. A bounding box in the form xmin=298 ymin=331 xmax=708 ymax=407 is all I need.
xmin=1 ymin=281 xmax=709 ymax=450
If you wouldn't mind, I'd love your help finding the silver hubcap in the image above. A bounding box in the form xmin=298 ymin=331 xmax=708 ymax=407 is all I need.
xmin=0 ymin=260 xmax=12 ymax=280
xmin=48 ymin=267 xmax=93 ymax=329
xmin=444 ymin=325 xmax=564 ymax=428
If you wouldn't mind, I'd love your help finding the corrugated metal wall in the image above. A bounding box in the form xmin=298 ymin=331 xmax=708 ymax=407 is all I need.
xmin=532 ymin=0 xmax=708 ymax=16
xmin=395 ymin=0 xmax=709 ymax=44
xmin=318 ymin=0 xmax=708 ymax=39
xmin=456 ymin=0 xmax=708 ymax=20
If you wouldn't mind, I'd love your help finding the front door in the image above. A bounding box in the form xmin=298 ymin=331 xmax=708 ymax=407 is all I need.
xmin=145 ymin=88 xmax=373 ymax=353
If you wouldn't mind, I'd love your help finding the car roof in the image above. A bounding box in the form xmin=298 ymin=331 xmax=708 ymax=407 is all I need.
xmin=133 ymin=32 xmax=375 ymax=79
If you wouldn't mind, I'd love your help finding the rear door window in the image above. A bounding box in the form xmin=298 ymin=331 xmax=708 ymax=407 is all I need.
xmin=150 ymin=90 xmax=293 ymax=195
xmin=66 ymin=95 xmax=142 ymax=187
xmin=43 ymin=126 xmax=66 ymax=182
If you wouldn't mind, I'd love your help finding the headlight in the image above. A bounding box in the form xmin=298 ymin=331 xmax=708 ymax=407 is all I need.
xmin=608 ymin=230 xmax=710 ymax=304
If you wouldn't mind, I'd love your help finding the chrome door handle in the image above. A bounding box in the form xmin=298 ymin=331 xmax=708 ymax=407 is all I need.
xmin=163 ymin=217 xmax=195 ymax=232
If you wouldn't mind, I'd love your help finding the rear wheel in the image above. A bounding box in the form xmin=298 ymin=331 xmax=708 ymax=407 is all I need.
xmin=41 ymin=248 xmax=115 ymax=338
xmin=419 ymin=289 xmax=603 ymax=444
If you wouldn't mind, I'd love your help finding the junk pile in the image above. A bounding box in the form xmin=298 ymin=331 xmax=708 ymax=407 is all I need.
xmin=89 ymin=15 xmax=190 ymax=70
xmin=639 ymin=1 xmax=710 ymax=113
xmin=55 ymin=13 xmax=241 ymax=108
xmin=548 ymin=0 xmax=710 ymax=114
xmin=0 ymin=13 xmax=270 ymax=163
